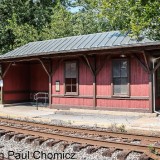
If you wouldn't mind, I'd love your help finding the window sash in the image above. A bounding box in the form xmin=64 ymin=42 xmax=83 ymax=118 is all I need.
xmin=65 ymin=62 xmax=78 ymax=94
xmin=112 ymin=59 xmax=129 ymax=95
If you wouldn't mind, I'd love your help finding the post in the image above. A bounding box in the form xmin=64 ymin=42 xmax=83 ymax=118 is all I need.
xmin=93 ymin=55 xmax=96 ymax=109
xmin=49 ymin=75 xmax=52 ymax=108
xmin=82 ymin=55 xmax=97 ymax=109
xmin=152 ymin=60 xmax=156 ymax=113
xmin=93 ymin=75 xmax=96 ymax=109
xmin=149 ymin=73 xmax=153 ymax=113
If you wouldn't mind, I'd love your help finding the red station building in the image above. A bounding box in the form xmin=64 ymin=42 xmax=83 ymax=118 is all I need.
xmin=0 ymin=31 xmax=160 ymax=113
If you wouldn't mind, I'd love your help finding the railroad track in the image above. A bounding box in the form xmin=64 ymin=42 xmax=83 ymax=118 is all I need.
xmin=0 ymin=117 xmax=159 ymax=160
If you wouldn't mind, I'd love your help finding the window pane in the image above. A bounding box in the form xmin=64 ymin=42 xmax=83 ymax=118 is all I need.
xmin=121 ymin=61 xmax=127 ymax=77
xmin=121 ymin=78 xmax=128 ymax=94
xmin=70 ymin=62 xmax=77 ymax=78
xmin=65 ymin=78 xmax=71 ymax=84
xmin=72 ymin=78 xmax=77 ymax=85
xmin=113 ymin=78 xmax=121 ymax=94
xmin=113 ymin=61 xmax=120 ymax=77
xmin=72 ymin=85 xmax=77 ymax=92
xmin=65 ymin=62 xmax=78 ymax=93
xmin=66 ymin=86 xmax=71 ymax=92
xmin=65 ymin=63 xmax=71 ymax=78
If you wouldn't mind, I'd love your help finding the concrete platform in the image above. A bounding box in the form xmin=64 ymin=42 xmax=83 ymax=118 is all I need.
xmin=0 ymin=105 xmax=159 ymax=136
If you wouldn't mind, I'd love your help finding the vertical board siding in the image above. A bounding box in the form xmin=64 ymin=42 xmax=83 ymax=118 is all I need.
xmin=51 ymin=56 xmax=150 ymax=110
xmin=3 ymin=62 xmax=49 ymax=103
xmin=130 ymin=58 xmax=149 ymax=96
xmin=79 ymin=60 xmax=93 ymax=96
xmin=52 ymin=97 xmax=93 ymax=107
xmin=3 ymin=55 xmax=150 ymax=111
xmin=52 ymin=59 xmax=93 ymax=107
xmin=3 ymin=63 xmax=30 ymax=102
xmin=30 ymin=63 xmax=49 ymax=92
xmin=96 ymin=60 xmax=112 ymax=96
xmin=97 ymin=99 xmax=149 ymax=109
xmin=52 ymin=61 xmax=64 ymax=95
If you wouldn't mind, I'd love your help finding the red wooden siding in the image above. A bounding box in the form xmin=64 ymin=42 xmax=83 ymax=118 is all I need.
xmin=2 ymin=55 xmax=150 ymax=111
xmin=52 ymin=59 xmax=93 ymax=107
xmin=130 ymin=59 xmax=149 ymax=96
xmin=3 ymin=63 xmax=30 ymax=103
xmin=96 ymin=57 xmax=149 ymax=109
xmin=30 ymin=63 xmax=49 ymax=92
xmin=52 ymin=61 xmax=64 ymax=95
xmin=96 ymin=60 xmax=112 ymax=96
xmin=97 ymin=99 xmax=149 ymax=109
xmin=52 ymin=56 xmax=150 ymax=110
xmin=3 ymin=62 xmax=49 ymax=103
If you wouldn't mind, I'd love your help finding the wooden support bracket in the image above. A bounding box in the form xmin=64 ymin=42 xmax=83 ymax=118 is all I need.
xmin=2 ymin=62 xmax=12 ymax=78
xmin=95 ymin=55 xmax=110 ymax=75
xmin=142 ymin=51 xmax=150 ymax=72
xmin=38 ymin=58 xmax=50 ymax=77
xmin=83 ymin=55 xmax=95 ymax=76
xmin=152 ymin=60 xmax=160 ymax=73
xmin=133 ymin=53 xmax=149 ymax=73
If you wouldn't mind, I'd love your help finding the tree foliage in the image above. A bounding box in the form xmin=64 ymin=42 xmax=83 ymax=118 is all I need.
xmin=0 ymin=0 xmax=108 ymax=54
xmin=102 ymin=0 xmax=160 ymax=40
xmin=71 ymin=0 xmax=160 ymax=40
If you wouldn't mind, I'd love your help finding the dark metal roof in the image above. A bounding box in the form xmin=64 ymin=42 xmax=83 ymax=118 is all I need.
xmin=0 ymin=31 xmax=159 ymax=60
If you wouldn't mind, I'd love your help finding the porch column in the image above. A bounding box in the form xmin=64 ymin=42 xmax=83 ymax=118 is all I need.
xmin=93 ymin=55 xmax=96 ymax=109
xmin=49 ymin=75 xmax=52 ymax=108
xmin=38 ymin=58 xmax=52 ymax=108
xmin=48 ymin=60 xmax=52 ymax=108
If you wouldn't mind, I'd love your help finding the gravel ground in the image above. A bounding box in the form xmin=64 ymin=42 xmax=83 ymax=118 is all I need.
xmin=0 ymin=135 xmax=142 ymax=160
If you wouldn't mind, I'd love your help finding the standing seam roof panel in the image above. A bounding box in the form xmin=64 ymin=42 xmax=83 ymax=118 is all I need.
xmin=47 ymin=38 xmax=67 ymax=52
xmin=54 ymin=37 xmax=72 ymax=51
xmin=57 ymin=37 xmax=77 ymax=51
xmin=77 ymin=34 xmax=96 ymax=49
xmin=63 ymin=35 xmax=84 ymax=51
xmin=71 ymin=35 xmax=90 ymax=50
xmin=31 ymin=41 xmax=52 ymax=54
xmin=104 ymin=32 xmax=121 ymax=46
xmin=92 ymin=32 xmax=110 ymax=47
xmin=128 ymin=38 xmax=138 ymax=44
xmin=83 ymin=33 xmax=103 ymax=49
xmin=120 ymin=36 xmax=131 ymax=45
xmin=113 ymin=34 xmax=127 ymax=46
xmin=39 ymin=40 xmax=56 ymax=53
xmin=0 ymin=31 xmax=157 ymax=59
xmin=61 ymin=36 xmax=80 ymax=51
xmin=46 ymin=39 xmax=62 ymax=52
xmin=97 ymin=31 xmax=116 ymax=47
xmin=19 ymin=42 xmax=37 ymax=56
xmin=19 ymin=43 xmax=34 ymax=56
xmin=25 ymin=42 xmax=45 ymax=55
xmin=2 ymin=46 xmax=21 ymax=57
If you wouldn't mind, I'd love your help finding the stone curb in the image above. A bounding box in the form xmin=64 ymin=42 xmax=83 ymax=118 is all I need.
xmin=54 ymin=108 xmax=157 ymax=117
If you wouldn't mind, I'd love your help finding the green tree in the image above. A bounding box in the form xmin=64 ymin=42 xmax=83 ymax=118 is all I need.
xmin=0 ymin=0 xmax=60 ymax=54
xmin=70 ymin=0 xmax=160 ymax=40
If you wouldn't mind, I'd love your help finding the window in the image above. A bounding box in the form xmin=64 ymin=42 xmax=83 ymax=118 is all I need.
xmin=112 ymin=59 xmax=129 ymax=96
xmin=157 ymin=68 xmax=160 ymax=96
xmin=65 ymin=61 xmax=78 ymax=94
